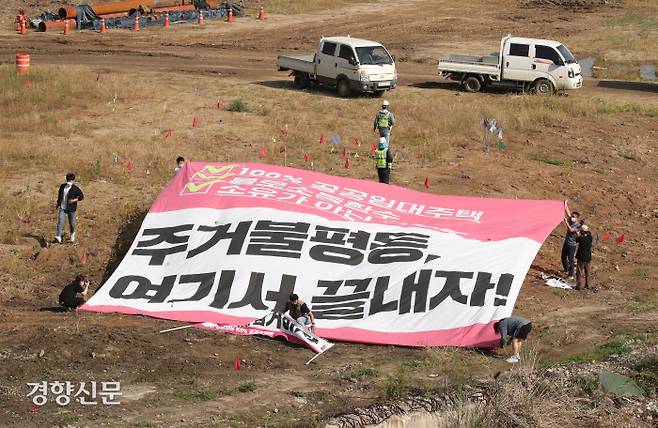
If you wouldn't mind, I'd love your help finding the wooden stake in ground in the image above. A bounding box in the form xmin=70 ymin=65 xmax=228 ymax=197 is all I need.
xmin=159 ymin=324 xmax=194 ymax=334
xmin=305 ymin=347 xmax=331 ymax=365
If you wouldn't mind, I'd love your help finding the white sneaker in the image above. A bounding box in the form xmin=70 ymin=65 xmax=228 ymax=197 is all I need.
xmin=505 ymin=355 xmax=520 ymax=364
xmin=70 ymin=233 xmax=76 ymax=242
xmin=55 ymin=236 xmax=62 ymax=244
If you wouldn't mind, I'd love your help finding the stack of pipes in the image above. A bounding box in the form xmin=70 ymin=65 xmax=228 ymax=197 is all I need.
xmin=37 ymin=0 xmax=229 ymax=31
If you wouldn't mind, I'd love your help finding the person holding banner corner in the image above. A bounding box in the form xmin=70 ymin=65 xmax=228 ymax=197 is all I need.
xmin=279 ymin=294 xmax=317 ymax=334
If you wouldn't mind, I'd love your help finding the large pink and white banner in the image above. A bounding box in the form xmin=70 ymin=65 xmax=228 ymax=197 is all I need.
xmin=82 ymin=162 xmax=564 ymax=348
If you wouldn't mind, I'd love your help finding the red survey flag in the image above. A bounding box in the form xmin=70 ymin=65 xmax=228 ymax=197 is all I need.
xmin=424 ymin=177 xmax=429 ymax=189
xmin=616 ymin=234 xmax=625 ymax=243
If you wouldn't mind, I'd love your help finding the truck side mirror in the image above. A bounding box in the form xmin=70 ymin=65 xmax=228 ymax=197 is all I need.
xmin=391 ymin=54 xmax=396 ymax=61
xmin=349 ymin=57 xmax=358 ymax=66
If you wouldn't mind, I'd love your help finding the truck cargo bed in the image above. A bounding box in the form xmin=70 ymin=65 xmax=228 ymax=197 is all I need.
xmin=277 ymin=53 xmax=315 ymax=74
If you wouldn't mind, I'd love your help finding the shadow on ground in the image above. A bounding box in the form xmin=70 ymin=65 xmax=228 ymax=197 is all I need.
xmin=99 ymin=209 xmax=148 ymax=289
xmin=597 ymin=80 xmax=658 ymax=93
xmin=255 ymin=80 xmax=387 ymax=99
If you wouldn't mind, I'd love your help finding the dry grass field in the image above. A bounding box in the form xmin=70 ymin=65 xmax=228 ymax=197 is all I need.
xmin=0 ymin=0 xmax=656 ymax=426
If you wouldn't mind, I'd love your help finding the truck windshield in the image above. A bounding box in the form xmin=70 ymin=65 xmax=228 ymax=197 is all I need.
xmin=355 ymin=46 xmax=393 ymax=65
xmin=556 ymin=45 xmax=576 ymax=64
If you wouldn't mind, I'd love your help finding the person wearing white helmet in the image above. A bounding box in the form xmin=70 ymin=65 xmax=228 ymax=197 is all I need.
xmin=373 ymin=100 xmax=395 ymax=146
xmin=374 ymin=136 xmax=393 ymax=184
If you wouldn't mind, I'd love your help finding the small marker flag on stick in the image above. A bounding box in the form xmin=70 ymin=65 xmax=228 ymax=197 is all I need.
xmin=234 ymin=357 xmax=241 ymax=370
xmin=344 ymin=157 xmax=350 ymax=169
xmin=127 ymin=161 xmax=135 ymax=171
xmin=603 ymin=232 xmax=611 ymax=241
xmin=303 ymin=153 xmax=310 ymax=163
xmin=424 ymin=177 xmax=429 ymax=189
xmin=319 ymin=135 xmax=325 ymax=144
xmin=258 ymin=148 xmax=267 ymax=158
xmin=192 ymin=117 xmax=198 ymax=127
xmin=616 ymin=234 xmax=625 ymax=243
xmin=342 ymin=147 xmax=347 ymax=158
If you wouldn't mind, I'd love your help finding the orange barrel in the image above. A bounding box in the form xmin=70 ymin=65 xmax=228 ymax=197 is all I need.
xmin=16 ymin=53 xmax=30 ymax=74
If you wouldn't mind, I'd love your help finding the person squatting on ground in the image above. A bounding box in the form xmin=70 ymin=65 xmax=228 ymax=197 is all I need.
xmin=279 ymin=294 xmax=317 ymax=334
xmin=494 ymin=316 xmax=532 ymax=364
xmin=174 ymin=156 xmax=185 ymax=174
xmin=55 ymin=173 xmax=84 ymax=243
xmin=375 ymin=137 xmax=394 ymax=184
xmin=373 ymin=99 xmax=395 ymax=146
xmin=59 ymin=275 xmax=90 ymax=311
xmin=561 ymin=202 xmax=581 ymax=281
xmin=575 ymin=224 xmax=592 ymax=290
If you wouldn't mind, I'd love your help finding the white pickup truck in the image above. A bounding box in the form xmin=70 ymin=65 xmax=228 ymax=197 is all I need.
xmin=277 ymin=36 xmax=398 ymax=97
xmin=438 ymin=35 xmax=583 ymax=94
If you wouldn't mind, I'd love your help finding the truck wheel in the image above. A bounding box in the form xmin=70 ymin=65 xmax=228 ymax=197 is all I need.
xmin=336 ymin=79 xmax=352 ymax=98
xmin=532 ymin=78 xmax=554 ymax=95
xmin=293 ymin=74 xmax=309 ymax=89
xmin=462 ymin=76 xmax=482 ymax=93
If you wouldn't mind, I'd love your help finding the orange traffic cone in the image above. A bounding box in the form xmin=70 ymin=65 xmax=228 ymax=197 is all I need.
xmin=257 ymin=6 xmax=264 ymax=20
xmin=227 ymin=7 xmax=233 ymax=22
xmin=133 ymin=15 xmax=140 ymax=31
xmin=164 ymin=13 xmax=170 ymax=29
xmin=198 ymin=10 xmax=204 ymax=25
xmin=100 ymin=18 xmax=106 ymax=33
xmin=20 ymin=17 xmax=27 ymax=34
xmin=63 ymin=20 xmax=69 ymax=35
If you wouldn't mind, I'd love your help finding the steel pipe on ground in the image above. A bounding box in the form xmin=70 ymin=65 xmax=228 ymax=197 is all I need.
xmin=38 ymin=19 xmax=76 ymax=32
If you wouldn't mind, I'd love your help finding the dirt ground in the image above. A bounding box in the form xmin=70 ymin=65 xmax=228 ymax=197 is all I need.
xmin=0 ymin=0 xmax=657 ymax=427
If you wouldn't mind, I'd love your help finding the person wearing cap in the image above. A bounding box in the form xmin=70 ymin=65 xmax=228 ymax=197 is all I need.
xmin=561 ymin=201 xmax=581 ymax=281
xmin=373 ymin=100 xmax=395 ymax=146
xmin=575 ymin=224 xmax=593 ymax=290
xmin=375 ymin=137 xmax=394 ymax=184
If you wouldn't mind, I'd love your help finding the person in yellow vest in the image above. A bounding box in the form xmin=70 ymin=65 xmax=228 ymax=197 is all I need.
xmin=375 ymin=137 xmax=393 ymax=184
xmin=373 ymin=100 xmax=395 ymax=145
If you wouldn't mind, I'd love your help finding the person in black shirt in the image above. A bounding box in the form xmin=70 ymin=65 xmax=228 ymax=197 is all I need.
xmin=55 ymin=173 xmax=84 ymax=243
xmin=279 ymin=294 xmax=316 ymax=334
xmin=59 ymin=275 xmax=90 ymax=310
xmin=575 ymin=224 xmax=593 ymax=290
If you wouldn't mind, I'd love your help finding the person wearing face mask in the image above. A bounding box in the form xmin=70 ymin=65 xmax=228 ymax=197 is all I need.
xmin=561 ymin=201 xmax=581 ymax=281
xmin=54 ymin=173 xmax=84 ymax=243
